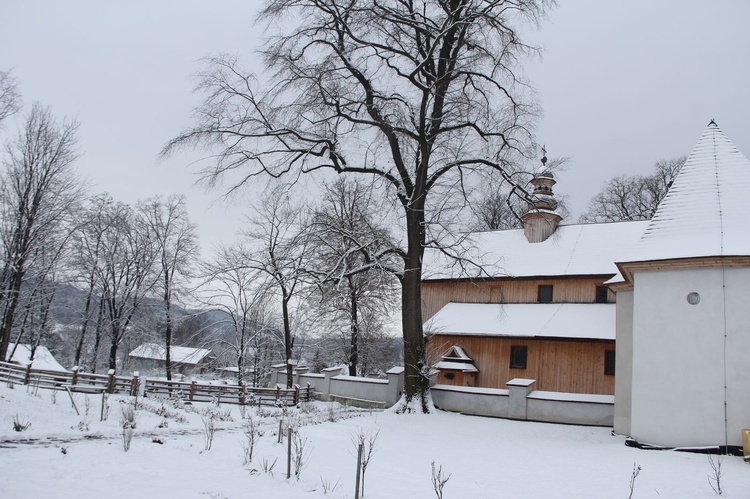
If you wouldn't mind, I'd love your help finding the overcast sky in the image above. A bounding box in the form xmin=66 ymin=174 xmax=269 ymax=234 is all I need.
xmin=2 ymin=1 xmax=749 ymax=257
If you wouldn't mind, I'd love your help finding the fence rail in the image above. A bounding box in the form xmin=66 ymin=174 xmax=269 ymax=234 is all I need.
xmin=0 ymin=361 xmax=312 ymax=406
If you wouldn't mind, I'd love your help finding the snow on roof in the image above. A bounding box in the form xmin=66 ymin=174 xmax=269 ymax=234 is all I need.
xmin=426 ymin=302 xmax=615 ymax=340
xmin=423 ymin=220 xmax=648 ymax=280
xmin=8 ymin=343 xmax=68 ymax=372
xmin=434 ymin=360 xmax=479 ymax=373
xmin=622 ymin=121 xmax=750 ymax=263
xmin=128 ymin=343 xmax=212 ymax=365
xmin=442 ymin=345 xmax=472 ymax=361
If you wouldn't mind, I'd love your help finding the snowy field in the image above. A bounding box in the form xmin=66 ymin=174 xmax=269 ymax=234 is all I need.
xmin=1 ymin=383 xmax=748 ymax=498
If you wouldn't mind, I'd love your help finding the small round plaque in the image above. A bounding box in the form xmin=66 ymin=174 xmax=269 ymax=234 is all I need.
xmin=687 ymin=292 xmax=700 ymax=305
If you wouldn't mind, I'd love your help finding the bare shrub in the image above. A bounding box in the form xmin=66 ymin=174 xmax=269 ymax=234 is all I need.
xmin=707 ymin=454 xmax=724 ymax=495
xmin=628 ymin=463 xmax=641 ymax=499
xmin=120 ymin=403 xmax=137 ymax=452
xmin=12 ymin=414 xmax=31 ymax=432
xmin=431 ymin=461 xmax=451 ymax=499
xmin=71 ymin=419 xmax=89 ymax=432
xmin=320 ymin=476 xmax=341 ymax=494
xmin=326 ymin=404 xmax=339 ymax=423
xmin=352 ymin=428 xmax=379 ymax=497
xmin=241 ymin=415 xmax=260 ymax=465
xmin=261 ymin=457 xmax=277 ymax=476
xmin=292 ymin=431 xmax=311 ymax=480
xmin=201 ymin=408 xmax=217 ymax=451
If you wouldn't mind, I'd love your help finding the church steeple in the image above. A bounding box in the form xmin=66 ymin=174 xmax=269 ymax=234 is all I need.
xmin=522 ymin=147 xmax=563 ymax=243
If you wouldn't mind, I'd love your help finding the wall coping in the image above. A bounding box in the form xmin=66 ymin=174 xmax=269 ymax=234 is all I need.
xmin=527 ymin=391 xmax=614 ymax=405
xmin=333 ymin=375 xmax=387 ymax=385
xmin=507 ymin=378 xmax=536 ymax=387
xmin=432 ymin=384 xmax=510 ymax=396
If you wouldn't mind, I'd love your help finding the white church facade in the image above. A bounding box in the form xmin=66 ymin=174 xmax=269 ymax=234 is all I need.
xmin=423 ymin=121 xmax=750 ymax=449
xmin=611 ymin=121 xmax=750 ymax=448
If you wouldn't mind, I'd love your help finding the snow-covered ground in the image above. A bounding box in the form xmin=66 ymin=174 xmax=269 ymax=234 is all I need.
xmin=1 ymin=383 xmax=748 ymax=498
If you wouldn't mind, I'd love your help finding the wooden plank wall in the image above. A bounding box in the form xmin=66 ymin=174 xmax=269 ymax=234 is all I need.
xmin=422 ymin=277 xmax=615 ymax=320
xmin=427 ymin=335 xmax=615 ymax=395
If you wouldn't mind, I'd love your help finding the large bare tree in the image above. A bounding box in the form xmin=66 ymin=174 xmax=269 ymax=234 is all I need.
xmin=239 ymin=187 xmax=310 ymax=388
xmin=0 ymin=103 xmax=82 ymax=361
xmin=580 ymin=156 xmax=685 ymax=223
xmin=140 ymin=195 xmax=199 ymax=380
xmin=307 ymin=178 xmax=399 ymax=376
xmin=90 ymin=199 xmax=158 ymax=370
xmin=164 ymin=0 xmax=551 ymax=410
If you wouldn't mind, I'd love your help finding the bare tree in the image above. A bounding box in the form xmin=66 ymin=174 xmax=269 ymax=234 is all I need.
xmin=580 ymin=156 xmax=685 ymax=223
xmin=307 ymin=179 xmax=399 ymax=376
xmin=139 ymin=195 xmax=199 ymax=380
xmin=0 ymin=103 xmax=82 ymax=361
xmin=90 ymin=199 xmax=158 ymax=370
xmin=164 ymin=0 xmax=551 ymax=410
xmin=0 ymin=69 xmax=21 ymax=128
xmin=68 ymin=194 xmax=111 ymax=369
xmin=198 ymin=244 xmax=278 ymax=386
xmin=240 ymin=187 xmax=310 ymax=387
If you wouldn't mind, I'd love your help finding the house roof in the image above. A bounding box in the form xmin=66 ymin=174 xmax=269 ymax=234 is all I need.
xmin=128 ymin=343 xmax=212 ymax=365
xmin=9 ymin=343 xmax=68 ymax=371
xmin=426 ymin=302 xmax=616 ymax=341
xmin=423 ymin=220 xmax=648 ymax=280
xmin=621 ymin=121 xmax=750 ymax=264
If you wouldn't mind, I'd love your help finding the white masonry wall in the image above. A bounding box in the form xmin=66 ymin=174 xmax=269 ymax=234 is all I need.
xmin=630 ymin=266 xmax=750 ymax=447
xmin=613 ymin=290 xmax=634 ymax=436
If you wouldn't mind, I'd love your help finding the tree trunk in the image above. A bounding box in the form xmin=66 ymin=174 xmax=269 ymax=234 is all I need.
xmin=0 ymin=269 xmax=24 ymax=361
xmin=108 ymin=323 xmax=119 ymax=372
xmin=348 ymin=278 xmax=359 ymax=376
xmin=74 ymin=276 xmax=96 ymax=367
xmin=399 ymin=206 xmax=430 ymax=412
xmin=281 ymin=294 xmax=293 ymax=388
xmin=164 ymin=283 xmax=173 ymax=381
xmin=90 ymin=296 xmax=105 ymax=372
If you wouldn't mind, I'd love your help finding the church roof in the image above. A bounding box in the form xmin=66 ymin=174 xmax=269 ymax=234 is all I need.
xmin=621 ymin=121 xmax=750 ymax=263
xmin=423 ymin=220 xmax=648 ymax=280
xmin=426 ymin=302 xmax=616 ymax=341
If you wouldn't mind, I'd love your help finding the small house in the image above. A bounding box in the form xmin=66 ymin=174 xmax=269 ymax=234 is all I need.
xmin=128 ymin=343 xmax=214 ymax=375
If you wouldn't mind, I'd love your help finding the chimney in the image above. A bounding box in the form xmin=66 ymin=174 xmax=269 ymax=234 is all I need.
xmin=522 ymin=150 xmax=563 ymax=243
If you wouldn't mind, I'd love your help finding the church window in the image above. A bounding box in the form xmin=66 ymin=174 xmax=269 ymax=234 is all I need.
xmin=510 ymin=345 xmax=528 ymax=369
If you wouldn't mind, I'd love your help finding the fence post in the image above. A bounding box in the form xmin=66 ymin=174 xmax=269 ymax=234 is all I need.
xmin=276 ymin=385 xmax=281 ymax=404
xmin=190 ymin=380 xmax=197 ymax=402
xmin=307 ymin=382 xmax=312 ymax=402
xmin=71 ymin=366 xmax=79 ymax=385
xmin=131 ymin=371 xmax=139 ymax=397
xmin=354 ymin=442 xmax=363 ymax=499
xmin=294 ymin=384 xmax=300 ymax=405
xmin=107 ymin=369 xmax=115 ymax=394
xmin=286 ymin=428 xmax=293 ymax=479
xmin=24 ymin=364 xmax=32 ymax=385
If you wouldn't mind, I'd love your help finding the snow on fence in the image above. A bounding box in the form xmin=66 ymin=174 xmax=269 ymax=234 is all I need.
xmin=143 ymin=378 xmax=312 ymax=406
xmin=0 ymin=361 xmax=311 ymax=406
xmin=0 ymin=361 xmax=135 ymax=395
xmin=431 ymin=378 xmax=614 ymax=426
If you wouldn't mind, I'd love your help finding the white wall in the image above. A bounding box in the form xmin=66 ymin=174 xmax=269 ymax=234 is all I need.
xmin=613 ymin=290 xmax=633 ymax=436
xmin=723 ymin=267 xmax=750 ymax=446
xmin=630 ymin=266 xmax=750 ymax=447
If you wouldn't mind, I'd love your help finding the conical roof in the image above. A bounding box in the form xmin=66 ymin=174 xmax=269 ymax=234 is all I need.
xmin=623 ymin=121 xmax=750 ymax=263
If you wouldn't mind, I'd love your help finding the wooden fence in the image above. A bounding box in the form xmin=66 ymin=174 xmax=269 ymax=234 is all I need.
xmin=0 ymin=361 xmax=312 ymax=406
xmin=0 ymin=362 xmax=136 ymax=395
xmin=143 ymin=378 xmax=312 ymax=406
